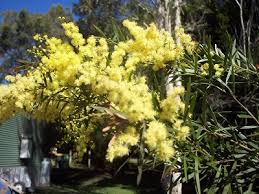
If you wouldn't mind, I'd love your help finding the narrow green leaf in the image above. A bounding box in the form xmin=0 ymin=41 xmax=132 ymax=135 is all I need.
xmin=237 ymin=114 xmax=253 ymax=119
xmin=225 ymin=65 xmax=232 ymax=85
xmin=195 ymin=156 xmax=201 ymax=194
xmin=240 ymin=126 xmax=259 ymax=130
xmin=222 ymin=184 xmax=231 ymax=194
xmin=234 ymin=154 xmax=246 ymax=159
xmin=183 ymin=155 xmax=188 ymax=183
xmin=93 ymin=24 xmax=107 ymax=38
xmin=247 ymin=142 xmax=259 ymax=150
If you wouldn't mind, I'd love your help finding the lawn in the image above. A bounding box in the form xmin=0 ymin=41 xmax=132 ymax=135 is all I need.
xmin=35 ymin=168 xmax=163 ymax=194
xmin=36 ymin=184 xmax=138 ymax=194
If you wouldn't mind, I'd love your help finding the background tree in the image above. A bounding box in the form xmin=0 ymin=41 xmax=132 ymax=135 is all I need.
xmin=73 ymin=0 xmax=154 ymax=37
xmin=0 ymin=5 xmax=72 ymax=81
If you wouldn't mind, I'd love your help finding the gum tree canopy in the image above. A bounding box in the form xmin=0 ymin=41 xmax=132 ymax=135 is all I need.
xmin=0 ymin=19 xmax=195 ymax=162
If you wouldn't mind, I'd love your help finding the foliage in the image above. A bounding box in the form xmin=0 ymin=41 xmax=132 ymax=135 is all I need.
xmin=73 ymin=0 xmax=154 ymax=37
xmin=176 ymin=41 xmax=259 ymax=193
xmin=0 ymin=6 xmax=72 ymax=81
xmin=0 ymin=20 xmax=195 ymax=164
xmin=0 ymin=1 xmax=258 ymax=191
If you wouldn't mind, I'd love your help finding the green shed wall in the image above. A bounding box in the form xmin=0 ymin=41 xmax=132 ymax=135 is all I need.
xmin=0 ymin=115 xmax=49 ymax=168
xmin=0 ymin=116 xmax=23 ymax=167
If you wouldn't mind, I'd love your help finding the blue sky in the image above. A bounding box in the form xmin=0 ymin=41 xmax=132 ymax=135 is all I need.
xmin=0 ymin=0 xmax=78 ymax=14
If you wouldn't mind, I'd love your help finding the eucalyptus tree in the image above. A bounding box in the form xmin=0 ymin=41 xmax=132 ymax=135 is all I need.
xmin=0 ymin=5 xmax=72 ymax=81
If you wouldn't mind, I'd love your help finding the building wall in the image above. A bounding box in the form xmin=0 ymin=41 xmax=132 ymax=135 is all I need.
xmin=0 ymin=115 xmax=23 ymax=167
xmin=0 ymin=115 xmax=51 ymax=188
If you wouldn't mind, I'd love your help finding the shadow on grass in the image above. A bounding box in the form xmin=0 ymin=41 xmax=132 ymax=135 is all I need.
xmin=35 ymin=168 xmax=164 ymax=194
xmin=37 ymin=184 xmax=138 ymax=194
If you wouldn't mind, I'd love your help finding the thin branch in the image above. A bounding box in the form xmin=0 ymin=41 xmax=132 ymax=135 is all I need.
xmin=217 ymin=79 xmax=259 ymax=125
xmin=234 ymin=0 xmax=241 ymax=8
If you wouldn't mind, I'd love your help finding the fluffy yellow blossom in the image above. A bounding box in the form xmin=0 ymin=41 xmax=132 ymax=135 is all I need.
xmin=160 ymin=86 xmax=185 ymax=122
xmin=145 ymin=121 xmax=168 ymax=149
xmin=120 ymin=20 xmax=195 ymax=72
xmin=214 ymin=64 xmax=224 ymax=77
xmin=145 ymin=121 xmax=174 ymax=161
xmin=176 ymin=126 xmax=190 ymax=140
xmin=106 ymin=143 xmax=129 ymax=162
xmin=106 ymin=126 xmax=139 ymax=161
xmin=200 ymin=63 xmax=224 ymax=77
xmin=0 ymin=20 xmax=192 ymax=162
xmin=156 ymin=140 xmax=175 ymax=161
xmin=175 ymin=27 xmax=196 ymax=54
xmin=62 ymin=22 xmax=85 ymax=47
xmin=200 ymin=63 xmax=209 ymax=76
xmin=172 ymin=119 xmax=190 ymax=141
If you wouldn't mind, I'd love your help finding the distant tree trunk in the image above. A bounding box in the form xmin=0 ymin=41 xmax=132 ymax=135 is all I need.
xmin=156 ymin=1 xmax=182 ymax=194
xmin=156 ymin=0 xmax=172 ymax=34
xmin=172 ymin=0 xmax=182 ymax=87
xmin=173 ymin=0 xmax=182 ymax=29
xmin=235 ymin=0 xmax=246 ymax=54
xmin=246 ymin=0 xmax=256 ymax=57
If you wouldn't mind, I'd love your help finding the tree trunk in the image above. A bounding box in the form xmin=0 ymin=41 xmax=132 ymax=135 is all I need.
xmin=235 ymin=0 xmax=246 ymax=54
xmin=173 ymin=0 xmax=182 ymax=29
xmin=172 ymin=0 xmax=182 ymax=88
xmin=136 ymin=122 xmax=145 ymax=186
xmin=156 ymin=1 xmax=182 ymax=194
xmin=156 ymin=0 xmax=172 ymax=33
xmin=246 ymin=0 xmax=255 ymax=57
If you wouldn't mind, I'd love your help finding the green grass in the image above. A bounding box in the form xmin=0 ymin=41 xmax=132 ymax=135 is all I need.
xmin=35 ymin=168 xmax=163 ymax=194
xmin=36 ymin=184 xmax=138 ymax=194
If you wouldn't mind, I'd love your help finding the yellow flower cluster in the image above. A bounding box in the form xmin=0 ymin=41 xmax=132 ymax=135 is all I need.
xmin=175 ymin=27 xmax=196 ymax=54
xmin=160 ymin=86 xmax=185 ymax=122
xmin=0 ymin=20 xmax=194 ymax=162
xmin=70 ymin=121 xmax=95 ymax=157
xmin=160 ymin=86 xmax=189 ymax=141
xmin=200 ymin=63 xmax=209 ymax=76
xmin=200 ymin=63 xmax=224 ymax=77
xmin=106 ymin=126 xmax=139 ymax=161
xmin=0 ymin=74 xmax=37 ymax=123
xmin=113 ymin=20 xmax=196 ymax=72
xmin=95 ymin=77 xmax=156 ymax=122
xmin=144 ymin=121 xmax=174 ymax=161
xmin=173 ymin=120 xmax=190 ymax=141
xmin=214 ymin=64 xmax=224 ymax=77
xmin=0 ymin=85 xmax=18 ymax=123
xmin=1 ymin=72 xmax=75 ymax=123
xmin=62 ymin=22 xmax=85 ymax=48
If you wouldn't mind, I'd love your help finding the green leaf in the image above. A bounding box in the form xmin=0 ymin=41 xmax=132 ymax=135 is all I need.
xmin=93 ymin=24 xmax=107 ymax=38
xmin=234 ymin=154 xmax=246 ymax=159
xmin=238 ymin=132 xmax=247 ymax=140
xmin=225 ymin=65 xmax=232 ymax=85
xmin=237 ymin=114 xmax=253 ymax=119
xmin=195 ymin=156 xmax=201 ymax=194
xmin=222 ymin=184 xmax=232 ymax=194
xmin=240 ymin=126 xmax=259 ymax=130
xmin=183 ymin=155 xmax=188 ymax=183
xmin=247 ymin=142 xmax=259 ymax=150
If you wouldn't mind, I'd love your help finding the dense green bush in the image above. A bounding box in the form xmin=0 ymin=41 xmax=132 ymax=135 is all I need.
xmin=177 ymin=41 xmax=259 ymax=193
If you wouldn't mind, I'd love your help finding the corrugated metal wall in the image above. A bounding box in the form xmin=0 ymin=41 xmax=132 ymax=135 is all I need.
xmin=0 ymin=115 xmax=54 ymax=187
xmin=0 ymin=115 xmax=51 ymax=168
xmin=0 ymin=116 xmax=23 ymax=167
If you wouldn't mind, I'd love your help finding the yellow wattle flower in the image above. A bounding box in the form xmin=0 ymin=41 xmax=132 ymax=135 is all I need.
xmin=0 ymin=19 xmax=193 ymax=162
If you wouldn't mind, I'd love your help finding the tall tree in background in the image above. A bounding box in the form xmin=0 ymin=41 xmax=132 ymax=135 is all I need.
xmin=73 ymin=0 xmax=155 ymax=36
xmin=204 ymin=0 xmax=259 ymax=57
xmin=0 ymin=5 xmax=72 ymax=81
xmin=73 ymin=0 xmax=123 ymax=36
